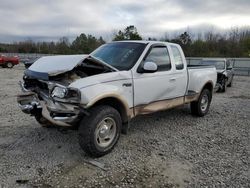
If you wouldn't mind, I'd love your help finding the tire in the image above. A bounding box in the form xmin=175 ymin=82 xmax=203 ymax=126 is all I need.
xmin=191 ymin=89 xmax=212 ymax=117
xmin=35 ymin=114 xmax=53 ymax=128
xmin=219 ymin=78 xmax=227 ymax=92
xmin=227 ymin=78 xmax=233 ymax=87
xmin=222 ymin=79 xmax=227 ymax=92
xmin=6 ymin=62 xmax=14 ymax=68
xmin=78 ymin=105 xmax=122 ymax=157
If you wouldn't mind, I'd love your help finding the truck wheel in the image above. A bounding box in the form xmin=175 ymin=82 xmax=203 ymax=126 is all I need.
xmin=35 ymin=114 xmax=53 ymax=128
xmin=191 ymin=89 xmax=212 ymax=117
xmin=6 ymin=62 xmax=14 ymax=68
xmin=78 ymin=105 xmax=121 ymax=157
xmin=227 ymin=78 xmax=233 ymax=87
xmin=220 ymin=78 xmax=227 ymax=92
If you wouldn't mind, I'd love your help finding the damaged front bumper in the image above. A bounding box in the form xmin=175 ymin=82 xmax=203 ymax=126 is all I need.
xmin=17 ymin=81 xmax=85 ymax=127
xmin=17 ymin=91 xmax=42 ymax=114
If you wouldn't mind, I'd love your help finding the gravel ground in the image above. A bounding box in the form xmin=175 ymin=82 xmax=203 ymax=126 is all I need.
xmin=0 ymin=65 xmax=249 ymax=188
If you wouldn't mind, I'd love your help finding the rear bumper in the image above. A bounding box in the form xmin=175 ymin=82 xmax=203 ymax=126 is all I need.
xmin=17 ymin=89 xmax=83 ymax=127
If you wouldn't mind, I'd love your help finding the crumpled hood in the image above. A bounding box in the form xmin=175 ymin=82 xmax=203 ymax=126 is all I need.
xmin=69 ymin=71 xmax=131 ymax=89
xmin=28 ymin=55 xmax=88 ymax=76
xmin=25 ymin=55 xmax=117 ymax=80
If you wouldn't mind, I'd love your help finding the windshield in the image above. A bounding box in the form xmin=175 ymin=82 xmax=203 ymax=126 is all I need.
xmin=91 ymin=42 xmax=147 ymax=70
xmin=201 ymin=60 xmax=225 ymax=70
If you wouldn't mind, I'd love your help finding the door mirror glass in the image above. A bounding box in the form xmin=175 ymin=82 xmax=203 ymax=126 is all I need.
xmin=142 ymin=62 xmax=158 ymax=73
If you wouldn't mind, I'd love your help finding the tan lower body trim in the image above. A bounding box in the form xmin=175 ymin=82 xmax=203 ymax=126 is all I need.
xmin=133 ymin=97 xmax=185 ymax=116
xmin=184 ymin=93 xmax=200 ymax=104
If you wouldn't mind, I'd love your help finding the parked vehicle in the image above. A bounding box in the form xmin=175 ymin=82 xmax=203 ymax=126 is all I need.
xmin=200 ymin=58 xmax=234 ymax=92
xmin=23 ymin=58 xmax=40 ymax=69
xmin=17 ymin=41 xmax=217 ymax=157
xmin=0 ymin=55 xmax=19 ymax=68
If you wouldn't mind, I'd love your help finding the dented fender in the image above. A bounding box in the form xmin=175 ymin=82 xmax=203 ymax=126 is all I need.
xmin=69 ymin=71 xmax=134 ymax=108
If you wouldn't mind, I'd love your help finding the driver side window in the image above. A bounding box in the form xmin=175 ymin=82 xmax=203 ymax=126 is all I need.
xmin=145 ymin=46 xmax=171 ymax=71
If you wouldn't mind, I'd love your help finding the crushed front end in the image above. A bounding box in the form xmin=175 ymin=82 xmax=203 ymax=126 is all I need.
xmin=17 ymin=73 xmax=84 ymax=127
xmin=17 ymin=55 xmax=115 ymax=127
xmin=215 ymin=72 xmax=225 ymax=91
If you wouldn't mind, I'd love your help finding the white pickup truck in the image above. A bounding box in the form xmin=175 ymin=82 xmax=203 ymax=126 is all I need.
xmin=17 ymin=41 xmax=217 ymax=157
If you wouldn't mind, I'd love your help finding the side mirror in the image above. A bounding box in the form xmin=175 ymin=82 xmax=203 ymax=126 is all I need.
xmin=139 ymin=62 xmax=158 ymax=73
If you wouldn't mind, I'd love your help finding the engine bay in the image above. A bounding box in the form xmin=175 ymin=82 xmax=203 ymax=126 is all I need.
xmin=23 ymin=58 xmax=112 ymax=90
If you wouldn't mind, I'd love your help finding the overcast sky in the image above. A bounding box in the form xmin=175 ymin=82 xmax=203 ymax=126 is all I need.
xmin=0 ymin=0 xmax=249 ymax=42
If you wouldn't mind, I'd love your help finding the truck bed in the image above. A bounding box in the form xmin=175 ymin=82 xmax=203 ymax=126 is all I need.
xmin=187 ymin=65 xmax=217 ymax=94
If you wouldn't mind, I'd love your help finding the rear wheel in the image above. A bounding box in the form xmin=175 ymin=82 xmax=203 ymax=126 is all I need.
xmin=78 ymin=105 xmax=121 ymax=157
xmin=6 ymin=62 xmax=13 ymax=68
xmin=191 ymin=89 xmax=212 ymax=117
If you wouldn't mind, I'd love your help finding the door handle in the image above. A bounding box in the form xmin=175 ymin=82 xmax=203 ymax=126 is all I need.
xmin=170 ymin=77 xmax=176 ymax=81
xmin=122 ymin=83 xmax=132 ymax=87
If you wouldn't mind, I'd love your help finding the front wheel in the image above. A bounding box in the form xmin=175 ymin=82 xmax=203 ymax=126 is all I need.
xmin=227 ymin=77 xmax=233 ymax=87
xmin=191 ymin=89 xmax=212 ymax=117
xmin=220 ymin=78 xmax=227 ymax=92
xmin=78 ymin=105 xmax=121 ymax=157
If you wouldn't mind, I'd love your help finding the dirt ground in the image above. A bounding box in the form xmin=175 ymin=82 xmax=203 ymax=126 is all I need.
xmin=0 ymin=65 xmax=249 ymax=188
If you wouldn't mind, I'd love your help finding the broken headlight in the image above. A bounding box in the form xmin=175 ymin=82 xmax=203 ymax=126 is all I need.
xmin=52 ymin=86 xmax=67 ymax=98
xmin=51 ymin=86 xmax=80 ymax=103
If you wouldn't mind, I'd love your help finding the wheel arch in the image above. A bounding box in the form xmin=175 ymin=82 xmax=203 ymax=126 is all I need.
xmin=201 ymin=81 xmax=214 ymax=93
xmin=86 ymin=95 xmax=132 ymax=123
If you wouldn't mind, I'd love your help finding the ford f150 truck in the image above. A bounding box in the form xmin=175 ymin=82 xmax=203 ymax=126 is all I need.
xmin=0 ymin=55 xmax=19 ymax=68
xmin=17 ymin=41 xmax=217 ymax=157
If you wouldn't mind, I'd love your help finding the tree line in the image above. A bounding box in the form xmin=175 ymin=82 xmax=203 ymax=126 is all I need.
xmin=0 ymin=25 xmax=249 ymax=57
xmin=0 ymin=34 xmax=105 ymax=55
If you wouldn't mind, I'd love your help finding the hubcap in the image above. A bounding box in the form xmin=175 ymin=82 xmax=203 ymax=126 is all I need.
xmin=95 ymin=117 xmax=117 ymax=148
xmin=7 ymin=63 xmax=12 ymax=68
xmin=200 ymin=94 xmax=209 ymax=112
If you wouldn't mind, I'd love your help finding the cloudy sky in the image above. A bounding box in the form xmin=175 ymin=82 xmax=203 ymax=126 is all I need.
xmin=0 ymin=0 xmax=249 ymax=42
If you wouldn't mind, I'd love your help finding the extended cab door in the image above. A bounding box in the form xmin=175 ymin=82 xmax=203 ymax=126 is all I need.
xmin=132 ymin=44 xmax=186 ymax=114
xmin=169 ymin=44 xmax=188 ymax=97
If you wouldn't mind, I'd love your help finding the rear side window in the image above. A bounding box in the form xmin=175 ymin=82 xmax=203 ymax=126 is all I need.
xmin=145 ymin=47 xmax=171 ymax=71
xmin=171 ymin=46 xmax=184 ymax=70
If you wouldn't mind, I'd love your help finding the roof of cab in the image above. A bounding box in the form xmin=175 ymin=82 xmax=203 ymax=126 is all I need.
xmin=111 ymin=40 xmax=178 ymax=46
